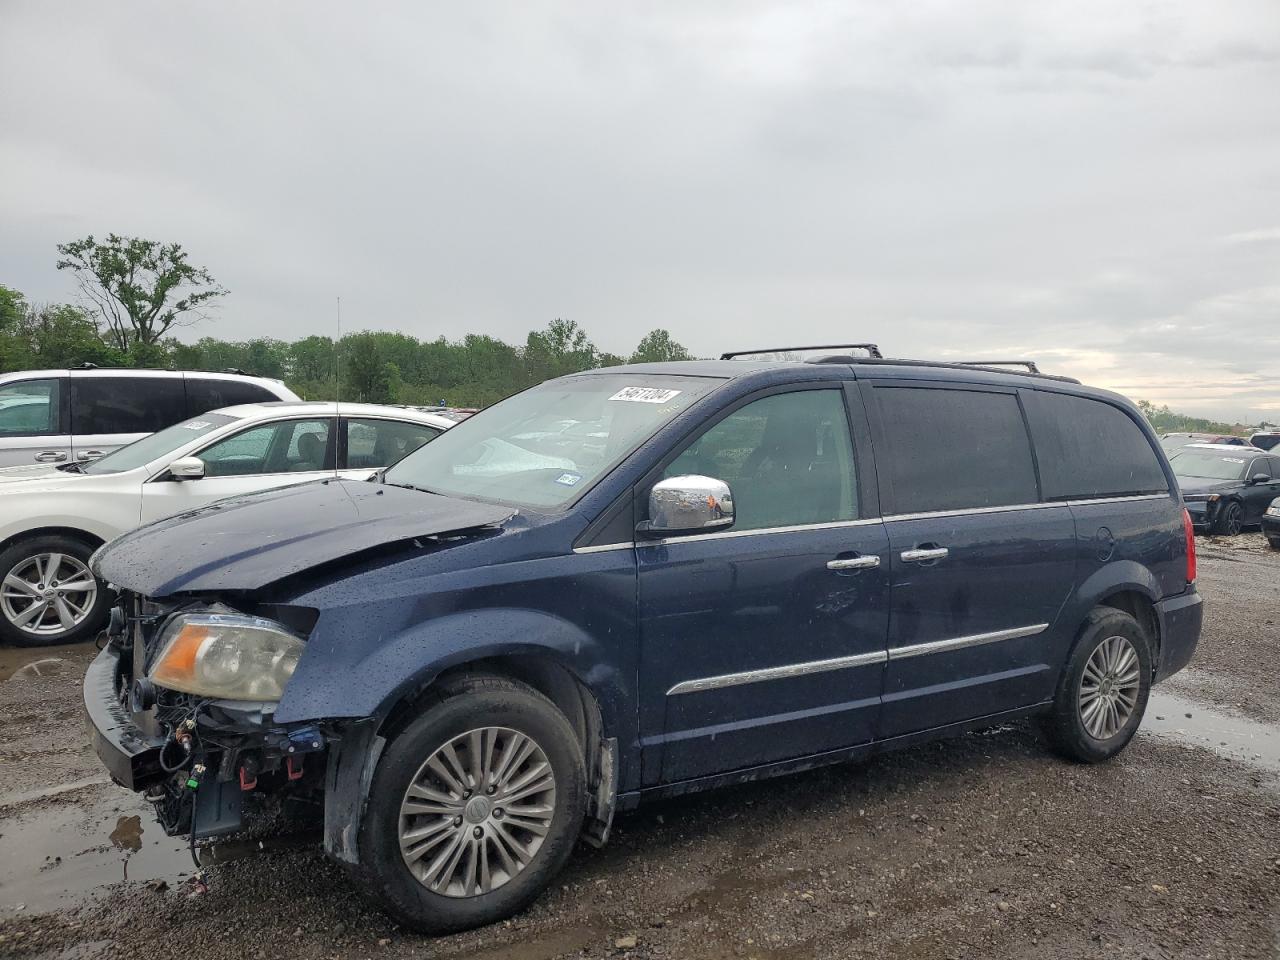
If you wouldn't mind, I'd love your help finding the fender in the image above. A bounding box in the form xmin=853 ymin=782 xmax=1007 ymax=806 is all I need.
xmin=275 ymin=607 xmax=630 ymax=736
xmin=1073 ymin=559 xmax=1161 ymax=611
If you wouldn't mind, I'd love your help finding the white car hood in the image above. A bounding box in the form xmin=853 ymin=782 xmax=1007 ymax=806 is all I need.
xmin=0 ymin=463 xmax=78 ymax=487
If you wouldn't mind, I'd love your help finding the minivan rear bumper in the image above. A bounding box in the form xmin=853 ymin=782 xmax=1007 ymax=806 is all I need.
xmin=1153 ymin=587 xmax=1202 ymax=682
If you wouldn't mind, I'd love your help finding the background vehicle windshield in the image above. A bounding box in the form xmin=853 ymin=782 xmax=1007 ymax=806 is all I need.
xmin=83 ymin=414 xmax=238 ymax=475
xmin=1169 ymin=450 xmax=1249 ymax=482
xmin=383 ymin=375 xmax=720 ymax=508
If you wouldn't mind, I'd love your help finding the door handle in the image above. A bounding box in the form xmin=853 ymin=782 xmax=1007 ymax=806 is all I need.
xmin=901 ymin=547 xmax=949 ymax=563
xmin=76 ymin=450 xmax=105 ymax=461
xmin=34 ymin=451 xmax=68 ymax=463
xmin=827 ymin=555 xmax=881 ymax=571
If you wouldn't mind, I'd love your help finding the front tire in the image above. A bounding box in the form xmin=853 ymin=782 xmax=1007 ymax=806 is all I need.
xmin=1267 ymin=537 xmax=1280 ymax=552
xmin=1043 ymin=608 xmax=1152 ymax=763
xmin=0 ymin=535 xmax=108 ymax=647
xmin=1214 ymin=500 xmax=1243 ymax=536
xmin=353 ymin=675 xmax=586 ymax=934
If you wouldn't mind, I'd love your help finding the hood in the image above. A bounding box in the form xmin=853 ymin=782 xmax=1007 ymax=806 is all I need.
xmin=1176 ymin=477 xmax=1239 ymax=496
xmin=92 ymin=479 xmax=514 ymax=597
xmin=0 ymin=463 xmax=80 ymax=488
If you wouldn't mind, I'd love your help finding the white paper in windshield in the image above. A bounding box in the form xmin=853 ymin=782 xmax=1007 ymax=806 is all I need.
xmin=181 ymin=421 xmax=214 ymax=430
xmin=1221 ymin=457 xmax=1246 ymax=464
xmin=609 ymin=387 xmax=682 ymax=404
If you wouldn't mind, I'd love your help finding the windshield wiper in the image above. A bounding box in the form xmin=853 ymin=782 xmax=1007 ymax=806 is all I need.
xmin=56 ymin=462 xmax=85 ymax=474
xmin=382 ymin=480 xmax=444 ymax=496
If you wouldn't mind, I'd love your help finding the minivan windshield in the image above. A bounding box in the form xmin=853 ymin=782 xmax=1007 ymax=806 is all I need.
xmin=383 ymin=375 xmax=721 ymax=508
xmin=82 ymin=414 xmax=238 ymax=475
xmin=1168 ymin=449 xmax=1249 ymax=482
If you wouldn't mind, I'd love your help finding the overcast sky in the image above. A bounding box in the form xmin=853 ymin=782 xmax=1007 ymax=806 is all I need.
xmin=2 ymin=1 xmax=1278 ymax=421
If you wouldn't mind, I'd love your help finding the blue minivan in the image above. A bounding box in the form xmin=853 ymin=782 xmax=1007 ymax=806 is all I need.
xmin=85 ymin=348 xmax=1202 ymax=932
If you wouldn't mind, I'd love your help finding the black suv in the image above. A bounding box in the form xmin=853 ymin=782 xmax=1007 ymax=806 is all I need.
xmin=85 ymin=348 xmax=1202 ymax=933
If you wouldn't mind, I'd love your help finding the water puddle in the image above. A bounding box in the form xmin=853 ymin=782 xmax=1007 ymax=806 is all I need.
xmin=1143 ymin=690 xmax=1280 ymax=772
xmin=0 ymin=796 xmax=193 ymax=911
xmin=0 ymin=640 xmax=97 ymax=681
xmin=0 ymin=792 xmax=320 ymax=913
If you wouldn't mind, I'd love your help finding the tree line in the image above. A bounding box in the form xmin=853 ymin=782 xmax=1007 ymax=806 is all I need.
xmin=1 ymin=235 xmax=693 ymax=406
xmin=0 ymin=233 xmax=1260 ymax=428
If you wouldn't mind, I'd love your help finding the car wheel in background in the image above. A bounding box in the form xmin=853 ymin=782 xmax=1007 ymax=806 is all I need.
xmin=1043 ymin=607 xmax=1152 ymax=764
xmin=1268 ymin=537 xmax=1280 ymax=551
xmin=0 ymin=535 xmax=109 ymax=647
xmin=1214 ymin=501 xmax=1243 ymax=536
xmin=353 ymin=674 xmax=587 ymax=934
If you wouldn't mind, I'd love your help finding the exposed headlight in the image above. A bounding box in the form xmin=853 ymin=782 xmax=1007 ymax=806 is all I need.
xmin=1267 ymin=504 xmax=1280 ymax=517
xmin=149 ymin=613 xmax=303 ymax=701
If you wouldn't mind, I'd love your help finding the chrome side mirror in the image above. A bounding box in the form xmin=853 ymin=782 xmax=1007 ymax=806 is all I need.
xmin=168 ymin=456 xmax=206 ymax=480
xmin=641 ymin=475 xmax=735 ymax=536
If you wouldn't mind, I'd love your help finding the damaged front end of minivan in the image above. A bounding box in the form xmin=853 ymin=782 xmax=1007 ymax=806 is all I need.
xmin=83 ymin=477 xmax=520 ymax=854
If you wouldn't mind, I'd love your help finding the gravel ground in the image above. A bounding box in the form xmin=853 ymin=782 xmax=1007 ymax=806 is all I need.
xmin=2 ymin=541 xmax=1279 ymax=959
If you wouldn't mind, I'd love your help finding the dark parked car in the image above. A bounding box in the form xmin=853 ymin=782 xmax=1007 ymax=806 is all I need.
xmin=1159 ymin=431 xmax=1250 ymax=453
xmin=1250 ymin=431 xmax=1280 ymax=452
xmin=1262 ymin=497 xmax=1280 ymax=549
xmin=1170 ymin=444 xmax=1280 ymax=535
xmin=85 ymin=348 xmax=1202 ymax=933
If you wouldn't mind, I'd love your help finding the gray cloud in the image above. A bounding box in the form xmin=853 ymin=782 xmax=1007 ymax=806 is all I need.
xmin=1 ymin=0 xmax=1278 ymax=422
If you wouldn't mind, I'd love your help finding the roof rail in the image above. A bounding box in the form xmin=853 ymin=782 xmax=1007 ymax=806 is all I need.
xmin=720 ymin=343 xmax=883 ymax=360
xmin=222 ymin=367 xmax=249 ymax=375
xmin=955 ymin=360 xmax=1041 ymax=374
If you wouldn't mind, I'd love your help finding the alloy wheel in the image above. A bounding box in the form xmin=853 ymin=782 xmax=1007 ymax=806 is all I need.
xmin=1223 ymin=504 xmax=1243 ymax=536
xmin=0 ymin=553 xmax=98 ymax=638
xmin=1078 ymin=635 xmax=1141 ymax=740
xmin=398 ymin=726 xmax=556 ymax=898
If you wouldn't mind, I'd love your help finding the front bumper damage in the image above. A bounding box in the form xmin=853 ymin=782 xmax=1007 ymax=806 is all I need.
xmin=84 ymin=635 xmax=334 ymax=841
xmin=1182 ymin=498 xmax=1218 ymax=532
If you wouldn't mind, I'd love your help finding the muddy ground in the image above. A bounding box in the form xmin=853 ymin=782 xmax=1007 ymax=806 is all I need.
xmin=1 ymin=536 xmax=1278 ymax=959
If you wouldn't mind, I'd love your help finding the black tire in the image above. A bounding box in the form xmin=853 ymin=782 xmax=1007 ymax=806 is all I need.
xmin=1043 ymin=607 xmax=1153 ymax=763
xmin=0 ymin=534 xmax=109 ymax=647
xmin=1214 ymin=500 xmax=1243 ymax=536
xmin=353 ymin=674 xmax=586 ymax=934
xmin=1267 ymin=537 xmax=1280 ymax=552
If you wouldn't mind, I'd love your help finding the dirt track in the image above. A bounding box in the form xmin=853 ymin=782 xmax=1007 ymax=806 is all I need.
xmin=2 ymin=538 xmax=1278 ymax=959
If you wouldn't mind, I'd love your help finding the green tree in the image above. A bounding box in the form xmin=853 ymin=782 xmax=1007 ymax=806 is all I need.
xmin=629 ymin=328 xmax=692 ymax=363
xmin=0 ymin=285 xmax=31 ymax=370
xmin=524 ymin=318 xmax=597 ymax=383
xmin=21 ymin=303 xmax=124 ymax=367
xmin=56 ymin=234 xmax=227 ymax=351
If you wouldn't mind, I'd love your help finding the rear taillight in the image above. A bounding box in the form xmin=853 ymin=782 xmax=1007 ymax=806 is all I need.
xmin=1183 ymin=508 xmax=1197 ymax=584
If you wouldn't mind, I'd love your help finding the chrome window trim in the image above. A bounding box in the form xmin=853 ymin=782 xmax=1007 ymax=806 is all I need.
xmin=572 ymin=542 xmax=635 ymax=555
xmin=581 ymin=493 xmax=1172 ymax=552
xmin=640 ymin=517 xmax=882 ymax=547
xmin=888 ymin=623 xmax=1048 ymax=661
xmin=1064 ymin=493 xmax=1171 ymax=507
xmin=883 ymin=502 xmax=1059 ymax=522
xmin=667 ymin=650 xmax=888 ymax=696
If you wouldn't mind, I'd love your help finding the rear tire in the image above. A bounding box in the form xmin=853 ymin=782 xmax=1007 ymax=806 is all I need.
xmin=353 ymin=674 xmax=586 ymax=934
xmin=1267 ymin=537 xmax=1280 ymax=551
xmin=1043 ymin=608 xmax=1152 ymax=763
xmin=1214 ymin=501 xmax=1243 ymax=536
xmin=0 ymin=535 xmax=108 ymax=647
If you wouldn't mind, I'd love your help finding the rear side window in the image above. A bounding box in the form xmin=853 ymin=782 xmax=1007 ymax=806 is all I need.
xmin=186 ymin=378 xmax=280 ymax=416
xmin=71 ymin=377 xmax=187 ymax=435
xmin=873 ymin=386 xmax=1038 ymax=514
xmin=0 ymin=378 xmax=62 ymax=436
xmin=345 ymin=418 xmax=441 ymax=469
xmin=1022 ymin=391 xmax=1169 ymax=500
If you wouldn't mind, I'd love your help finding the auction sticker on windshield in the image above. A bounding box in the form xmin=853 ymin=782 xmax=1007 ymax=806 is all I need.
xmin=181 ymin=421 xmax=214 ymax=430
xmin=610 ymin=387 xmax=682 ymax=403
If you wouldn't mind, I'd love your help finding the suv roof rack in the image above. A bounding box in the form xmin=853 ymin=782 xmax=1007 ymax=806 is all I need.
xmin=720 ymin=343 xmax=883 ymax=360
xmin=955 ymin=360 xmax=1041 ymax=374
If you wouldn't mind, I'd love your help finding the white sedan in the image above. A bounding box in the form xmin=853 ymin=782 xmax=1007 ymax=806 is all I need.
xmin=0 ymin=401 xmax=455 ymax=647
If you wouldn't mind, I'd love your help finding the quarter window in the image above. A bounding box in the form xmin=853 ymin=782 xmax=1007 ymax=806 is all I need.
xmin=0 ymin=379 xmax=62 ymax=436
xmin=873 ymin=386 xmax=1038 ymax=514
xmin=345 ymin=419 xmax=441 ymax=469
xmin=663 ymin=389 xmax=858 ymax=530
xmin=196 ymin=418 xmax=334 ymax=477
xmin=186 ymin=378 xmax=280 ymax=416
xmin=71 ymin=377 xmax=186 ymax=435
xmin=1021 ymin=391 xmax=1169 ymax=500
